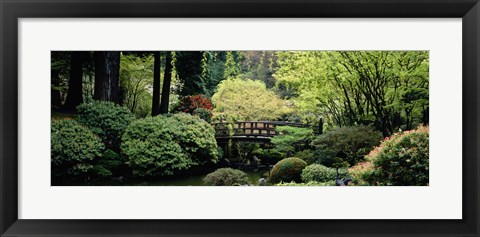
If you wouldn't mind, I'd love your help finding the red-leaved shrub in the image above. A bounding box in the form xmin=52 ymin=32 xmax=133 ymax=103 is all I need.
xmin=176 ymin=95 xmax=213 ymax=114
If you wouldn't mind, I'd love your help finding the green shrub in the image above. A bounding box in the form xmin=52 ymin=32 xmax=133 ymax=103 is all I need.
xmin=193 ymin=108 xmax=213 ymax=123
xmin=351 ymin=126 xmax=429 ymax=186
xmin=271 ymin=126 xmax=314 ymax=157
xmin=76 ymin=101 xmax=134 ymax=150
xmin=301 ymin=164 xmax=348 ymax=183
xmin=51 ymin=119 xmax=104 ymax=178
xmin=121 ymin=113 xmax=219 ymax=177
xmin=269 ymin=157 xmax=307 ymax=184
xmin=252 ymin=148 xmax=283 ymax=165
xmin=294 ymin=149 xmax=316 ymax=164
xmin=231 ymin=143 xmax=261 ymax=164
xmin=203 ymin=168 xmax=249 ymax=186
xmin=93 ymin=149 xmax=129 ymax=177
xmin=275 ymin=181 xmax=336 ymax=186
xmin=312 ymin=125 xmax=382 ymax=167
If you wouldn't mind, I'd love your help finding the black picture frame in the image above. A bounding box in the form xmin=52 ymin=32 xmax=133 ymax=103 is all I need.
xmin=1 ymin=0 xmax=479 ymax=236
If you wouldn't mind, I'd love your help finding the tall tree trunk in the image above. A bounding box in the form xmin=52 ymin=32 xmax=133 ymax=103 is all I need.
xmin=159 ymin=52 xmax=173 ymax=114
xmin=63 ymin=52 xmax=84 ymax=111
xmin=118 ymin=83 xmax=126 ymax=106
xmin=151 ymin=52 xmax=161 ymax=116
xmin=94 ymin=51 xmax=121 ymax=103
xmin=422 ymin=107 xmax=429 ymax=125
xmin=51 ymin=67 xmax=63 ymax=109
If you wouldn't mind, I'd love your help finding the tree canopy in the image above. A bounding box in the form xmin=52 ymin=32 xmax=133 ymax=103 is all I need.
xmin=274 ymin=51 xmax=429 ymax=136
xmin=212 ymin=78 xmax=293 ymax=121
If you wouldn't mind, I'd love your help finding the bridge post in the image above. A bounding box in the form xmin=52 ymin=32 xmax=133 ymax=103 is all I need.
xmin=318 ymin=117 xmax=324 ymax=135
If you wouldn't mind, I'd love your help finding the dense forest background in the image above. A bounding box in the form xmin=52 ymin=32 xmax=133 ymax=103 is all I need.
xmin=52 ymin=51 xmax=429 ymax=136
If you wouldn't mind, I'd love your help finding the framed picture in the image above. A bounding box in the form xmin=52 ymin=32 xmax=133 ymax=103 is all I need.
xmin=1 ymin=0 xmax=479 ymax=236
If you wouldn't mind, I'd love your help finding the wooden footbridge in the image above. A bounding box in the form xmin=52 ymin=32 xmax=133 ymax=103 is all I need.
xmin=212 ymin=121 xmax=318 ymax=143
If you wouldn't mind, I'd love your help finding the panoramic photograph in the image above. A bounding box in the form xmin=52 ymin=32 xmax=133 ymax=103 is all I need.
xmin=51 ymin=51 xmax=429 ymax=186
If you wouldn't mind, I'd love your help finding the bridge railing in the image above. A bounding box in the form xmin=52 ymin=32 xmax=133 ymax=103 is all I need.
xmin=211 ymin=121 xmax=313 ymax=139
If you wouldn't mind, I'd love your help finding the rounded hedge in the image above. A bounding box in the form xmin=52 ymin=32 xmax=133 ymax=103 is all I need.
xmin=121 ymin=113 xmax=219 ymax=177
xmin=51 ymin=119 xmax=104 ymax=177
xmin=269 ymin=157 xmax=307 ymax=184
xmin=350 ymin=126 xmax=429 ymax=186
xmin=301 ymin=164 xmax=342 ymax=183
xmin=203 ymin=168 xmax=249 ymax=186
xmin=76 ymin=101 xmax=134 ymax=149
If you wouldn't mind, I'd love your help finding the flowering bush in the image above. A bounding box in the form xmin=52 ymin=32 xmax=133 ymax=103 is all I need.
xmin=173 ymin=95 xmax=214 ymax=122
xmin=348 ymin=160 xmax=375 ymax=186
xmin=349 ymin=125 xmax=429 ymax=186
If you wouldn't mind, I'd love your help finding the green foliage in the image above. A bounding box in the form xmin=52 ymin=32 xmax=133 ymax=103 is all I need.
xmin=76 ymin=101 xmax=134 ymax=150
xmin=269 ymin=157 xmax=307 ymax=184
xmin=51 ymin=119 xmax=104 ymax=178
xmin=93 ymin=149 xmax=128 ymax=177
xmin=275 ymin=181 xmax=336 ymax=186
xmin=224 ymin=51 xmax=242 ymax=79
xmin=212 ymin=78 xmax=293 ymax=121
xmin=51 ymin=52 xmax=71 ymax=108
xmin=293 ymin=149 xmax=316 ymax=165
xmin=352 ymin=126 xmax=429 ymax=186
xmin=230 ymin=143 xmax=261 ymax=164
xmin=120 ymin=53 xmax=154 ymax=118
xmin=202 ymin=51 xmax=227 ymax=97
xmin=238 ymin=51 xmax=277 ymax=89
xmin=121 ymin=113 xmax=219 ymax=177
xmin=52 ymin=50 xmax=429 ymax=186
xmin=175 ymin=51 xmax=205 ymax=96
xmin=216 ymin=146 xmax=225 ymax=160
xmin=271 ymin=126 xmax=314 ymax=157
xmin=203 ymin=168 xmax=250 ymax=186
xmin=274 ymin=52 xmax=335 ymax=124
xmin=301 ymin=164 xmax=348 ymax=183
xmin=312 ymin=125 xmax=382 ymax=167
xmin=274 ymin=51 xmax=429 ymax=135
xmin=252 ymin=148 xmax=283 ymax=165
xmin=193 ymin=108 xmax=213 ymax=123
